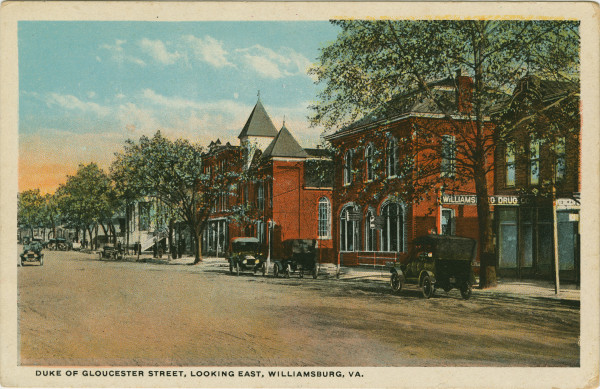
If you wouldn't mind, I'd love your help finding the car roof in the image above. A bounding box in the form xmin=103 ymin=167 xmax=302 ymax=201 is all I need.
xmin=232 ymin=237 xmax=260 ymax=243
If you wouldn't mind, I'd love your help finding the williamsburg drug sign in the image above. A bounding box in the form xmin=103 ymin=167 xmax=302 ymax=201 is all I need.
xmin=441 ymin=194 xmax=521 ymax=206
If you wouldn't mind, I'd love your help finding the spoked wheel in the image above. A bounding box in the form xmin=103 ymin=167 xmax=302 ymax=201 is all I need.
xmin=39 ymin=255 xmax=44 ymax=266
xmin=299 ymin=269 xmax=304 ymax=279
xmin=229 ymin=262 xmax=233 ymax=274
xmin=390 ymin=273 xmax=402 ymax=294
xmin=312 ymin=266 xmax=318 ymax=279
xmin=273 ymin=264 xmax=279 ymax=278
xmin=262 ymin=262 xmax=267 ymax=277
xmin=235 ymin=262 xmax=240 ymax=276
xmin=285 ymin=264 xmax=291 ymax=278
xmin=422 ymin=275 xmax=434 ymax=299
xmin=460 ymin=281 xmax=472 ymax=300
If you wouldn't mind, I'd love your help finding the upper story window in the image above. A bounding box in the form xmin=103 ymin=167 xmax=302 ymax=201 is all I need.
xmin=343 ymin=150 xmax=353 ymax=186
xmin=244 ymin=185 xmax=249 ymax=206
xmin=365 ymin=144 xmax=375 ymax=182
xmin=386 ymin=138 xmax=398 ymax=178
xmin=555 ymin=137 xmax=566 ymax=183
xmin=441 ymin=135 xmax=456 ymax=178
xmin=505 ymin=142 xmax=516 ymax=187
xmin=529 ymin=138 xmax=541 ymax=186
xmin=257 ymin=183 xmax=265 ymax=210
xmin=318 ymin=197 xmax=331 ymax=239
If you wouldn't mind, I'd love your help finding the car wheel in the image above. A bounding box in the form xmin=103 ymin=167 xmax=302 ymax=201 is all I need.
xmin=422 ymin=275 xmax=434 ymax=299
xmin=299 ymin=269 xmax=304 ymax=279
xmin=21 ymin=258 xmax=25 ymax=267
xmin=262 ymin=262 xmax=267 ymax=277
xmin=39 ymin=255 xmax=44 ymax=266
xmin=229 ymin=261 xmax=233 ymax=274
xmin=285 ymin=264 xmax=291 ymax=278
xmin=235 ymin=262 xmax=240 ymax=276
xmin=460 ymin=282 xmax=472 ymax=300
xmin=273 ymin=264 xmax=279 ymax=278
xmin=312 ymin=266 xmax=318 ymax=279
xmin=390 ymin=273 xmax=402 ymax=293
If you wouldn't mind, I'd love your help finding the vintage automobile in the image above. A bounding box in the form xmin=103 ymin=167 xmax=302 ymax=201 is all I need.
xmin=20 ymin=240 xmax=44 ymax=266
xmin=389 ymin=234 xmax=477 ymax=299
xmin=48 ymin=237 xmax=71 ymax=251
xmin=228 ymin=237 xmax=267 ymax=276
xmin=273 ymin=239 xmax=319 ymax=279
xmin=101 ymin=244 xmax=124 ymax=260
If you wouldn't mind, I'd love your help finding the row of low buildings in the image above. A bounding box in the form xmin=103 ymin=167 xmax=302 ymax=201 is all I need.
xmin=198 ymin=73 xmax=580 ymax=283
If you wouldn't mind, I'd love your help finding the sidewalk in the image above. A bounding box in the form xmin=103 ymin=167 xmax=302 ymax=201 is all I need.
xmin=333 ymin=265 xmax=580 ymax=302
xmin=111 ymin=253 xmax=580 ymax=302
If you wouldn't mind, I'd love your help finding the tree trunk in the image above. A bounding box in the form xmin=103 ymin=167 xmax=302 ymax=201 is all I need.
xmin=193 ymin=229 xmax=203 ymax=264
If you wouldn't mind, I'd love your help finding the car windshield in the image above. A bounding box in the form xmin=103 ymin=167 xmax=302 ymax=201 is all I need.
xmin=232 ymin=242 xmax=259 ymax=252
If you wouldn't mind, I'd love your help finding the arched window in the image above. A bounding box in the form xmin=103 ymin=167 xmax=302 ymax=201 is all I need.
xmin=365 ymin=144 xmax=374 ymax=182
xmin=386 ymin=138 xmax=398 ymax=178
xmin=318 ymin=197 xmax=331 ymax=238
xmin=340 ymin=205 xmax=359 ymax=251
xmin=343 ymin=150 xmax=353 ymax=186
xmin=380 ymin=202 xmax=405 ymax=252
xmin=365 ymin=209 xmax=377 ymax=251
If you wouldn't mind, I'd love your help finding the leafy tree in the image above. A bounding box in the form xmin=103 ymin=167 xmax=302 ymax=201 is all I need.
xmin=17 ymin=189 xmax=46 ymax=239
xmin=310 ymin=20 xmax=579 ymax=287
xmin=111 ymin=131 xmax=251 ymax=264
xmin=56 ymin=163 xmax=116 ymax=250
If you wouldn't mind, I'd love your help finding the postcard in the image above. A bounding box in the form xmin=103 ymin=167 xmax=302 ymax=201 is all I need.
xmin=1 ymin=2 xmax=598 ymax=388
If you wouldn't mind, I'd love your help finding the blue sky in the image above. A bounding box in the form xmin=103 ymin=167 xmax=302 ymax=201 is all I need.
xmin=18 ymin=21 xmax=340 ymax=192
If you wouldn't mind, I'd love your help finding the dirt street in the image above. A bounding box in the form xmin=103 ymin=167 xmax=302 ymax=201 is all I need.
xmin=18 ymin=249 xmax=579 ymax=367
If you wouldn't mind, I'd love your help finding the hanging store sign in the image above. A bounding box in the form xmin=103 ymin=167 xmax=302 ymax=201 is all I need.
xmin=556 ymin=198 xmax=581 ymax=210
xmin=441 ymin=194 xmax=521 ymax=206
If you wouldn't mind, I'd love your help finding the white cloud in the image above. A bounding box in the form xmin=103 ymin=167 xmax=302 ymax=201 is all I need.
xmin=182 ymin=34 xmax=233 ymax=68
xmin=236 ymin=45 xmax=312 ymax=79
xmin=46 ymin=93 xmax=110 ymax=116
xmin=87 ymin=91 xmax=96 ymax=99
xmin=139 ymin=38 xmax=182 ymax=65
xmin=99 ymin=39 xmax=146 ymax=66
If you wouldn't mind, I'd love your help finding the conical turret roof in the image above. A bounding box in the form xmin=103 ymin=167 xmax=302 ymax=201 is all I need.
xmin=262 ymin=124 xmax=309 ymax=159
xmin=238 ymin=99 xmax=279 ymax=139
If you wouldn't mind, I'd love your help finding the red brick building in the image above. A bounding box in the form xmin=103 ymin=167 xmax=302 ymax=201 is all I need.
xmin=324 ymin=75 xmax=494 ymax=267
xmin=493 ymin=76 xmax=580 ymax=281
xmin=201 ymin=98 xmax=333 ymax=261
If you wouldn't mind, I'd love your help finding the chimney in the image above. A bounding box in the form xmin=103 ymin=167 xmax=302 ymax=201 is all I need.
xmin=456 ymin=69 xmax=473 ymax=114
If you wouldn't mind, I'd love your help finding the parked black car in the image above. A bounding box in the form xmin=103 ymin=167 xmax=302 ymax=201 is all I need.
xmin=101 ymin=244 xmax=124 ymax=260
xmin=48 ymin=237 xmax=71 ymax=251
xmin=20 ymin=240 xmax=44 ymax=266
xmin=273 ymin=239 xmax=319 ymax=279
xmin=228 ymin=237 xmax=267 ymax=276
xmin=388 ymin=234 xmax=477 ymax=299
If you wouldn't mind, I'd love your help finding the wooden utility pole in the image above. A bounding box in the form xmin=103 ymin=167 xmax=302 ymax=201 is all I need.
xmin=552 ymin=185 xmax=560 ymax=295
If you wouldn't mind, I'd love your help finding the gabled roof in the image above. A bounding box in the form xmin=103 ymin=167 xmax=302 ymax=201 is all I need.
xmin=262 ymin=125 xmax=309 ymax=159
xmin=238 ymin=99 xmax=279 ymax=139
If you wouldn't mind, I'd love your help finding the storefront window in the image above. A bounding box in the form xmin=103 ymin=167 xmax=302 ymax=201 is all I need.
xmin=441 ymin=208 xmax=455 ymax=235
xmin=498 ymin=208 xmax=517 ymax=269
xmin=380 ymin=202 xmax=404 ymax=252
xmin=365 ymin=209 xmax=377 ymax=251
xmin=340 ymin=205 xmax=359 ymax=251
